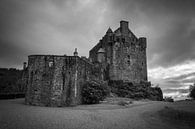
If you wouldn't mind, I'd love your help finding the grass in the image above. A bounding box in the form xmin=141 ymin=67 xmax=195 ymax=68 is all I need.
xmin=158 ymin=106 xmax=195 ymax=127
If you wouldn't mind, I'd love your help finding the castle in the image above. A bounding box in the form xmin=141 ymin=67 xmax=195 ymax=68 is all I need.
xmin=89 ymin=21 xmax=147 ymax=82
xmin=24 ymin=20 xmax=148 ymax=106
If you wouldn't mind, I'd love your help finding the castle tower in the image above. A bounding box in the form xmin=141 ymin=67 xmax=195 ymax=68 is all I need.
xmin=89 ymin=20 xmax=148 ymax=83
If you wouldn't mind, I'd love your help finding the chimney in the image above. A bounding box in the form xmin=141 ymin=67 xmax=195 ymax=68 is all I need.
xmin=23 ymin=62 xmax=27 ymax=70
xmin=120 ymin=20 xmax=129 ymax=35
xmin=73 ymin=48 xmax=78 ymax=56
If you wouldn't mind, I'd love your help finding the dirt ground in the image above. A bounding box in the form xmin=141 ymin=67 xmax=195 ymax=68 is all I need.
xmin=0 ymin=99 xmax=195 ymax=129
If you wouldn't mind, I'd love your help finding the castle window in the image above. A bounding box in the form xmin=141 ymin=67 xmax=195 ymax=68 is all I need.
xmin=122 ymin=38 xmax=125 ymax=43
xmin=109 ymin=36 xmax=112 ymax=41
xmin=49 ymin=61 xmax=53 ymax=67
xmin=35 ymin=70 xmax=38 ymax=74
xmin=117 ymin=38 xmax=120 ymax=42
xmin=109 ymin=42 xmax=112 ymax=47
xmin=127 ymin=60 xmax=130 ymax=65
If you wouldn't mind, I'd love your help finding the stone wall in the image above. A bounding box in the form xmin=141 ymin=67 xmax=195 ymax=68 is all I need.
xmin=25 ymin=55 xmax=102 ymax=107
xmin=89 ymin=21 xmax=148 ymax=83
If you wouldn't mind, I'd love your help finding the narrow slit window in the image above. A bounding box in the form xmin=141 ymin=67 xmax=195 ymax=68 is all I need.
xmin=127 ymin=60 xmax=130 ymax=65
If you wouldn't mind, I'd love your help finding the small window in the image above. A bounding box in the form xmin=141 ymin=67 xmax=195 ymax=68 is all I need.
xmin=127 ymin=55 xmax=130 ymax=59
xmin=122 ymin=38 xmax=125 ymax=43
xmin=109 ymin=42 xmax=112 ymax=47
xmin=110 ymin=36 xmax=112 ymax=41
xmin=117 ymin=38 xmax=120 ymax=42
xmin=127 ymin=60 xmax=130 ymax=65
xmin=35 ymin=70 xmax=38 ymax=74
xmin=49 ymin=61 xmax=53 ymax=67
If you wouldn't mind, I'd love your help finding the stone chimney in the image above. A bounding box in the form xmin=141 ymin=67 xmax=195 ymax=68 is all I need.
xmin=23 ymin=62 xmax=27 ymax=70
xmin=120 ymin=20 xmax=129 ymax=35
xmin=73 ymin=48 xmax=78 ymax=56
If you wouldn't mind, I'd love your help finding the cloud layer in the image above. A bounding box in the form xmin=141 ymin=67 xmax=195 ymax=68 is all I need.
xmin=1 ymin=0 xmax=195 ymax=68
xmin=0 ymin=0 xmax=195 ymax=98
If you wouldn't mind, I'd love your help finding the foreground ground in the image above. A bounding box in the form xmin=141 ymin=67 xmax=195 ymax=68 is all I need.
xmin=0 ymin=98 xmax=195 ymax=129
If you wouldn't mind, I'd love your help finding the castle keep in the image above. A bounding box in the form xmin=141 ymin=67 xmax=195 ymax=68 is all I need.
xmin=89 ymin=21 xmax=147 ymax=82
xmin=24 ymin=21 xmax=148 ymax=106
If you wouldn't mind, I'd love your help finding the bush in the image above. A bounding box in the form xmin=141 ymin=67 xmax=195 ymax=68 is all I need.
xmin=82 ymin=81 xmax=110 ymax=104
xmin=164 ymin=97 xmax=174 ymax=102
xmin=108 ymin=80 xmax=163 ymax=101
xmin=0 ymin=68 xmax=25 ymax=94
xmin=148 ymin=86 xmax=163 ymax=101
xmin=190 ymin=86 xmax=195 ymax=99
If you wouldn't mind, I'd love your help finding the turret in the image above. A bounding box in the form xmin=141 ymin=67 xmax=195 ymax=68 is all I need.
xmin=97 ymin=48 xmax=105 ymax=63
xmin=73 ymin=48 xmax=78 ymax=56
xmin=120 ymin=20 xmax=129 ymax=35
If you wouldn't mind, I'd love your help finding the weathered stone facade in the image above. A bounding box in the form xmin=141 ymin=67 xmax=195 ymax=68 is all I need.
xmin=25 ymin=55 xmax=103 ymax=106
xmin=89 ymin=21 xmax=147 ymax=83
xmin=24 ymin=20 xmax=149 ymax=106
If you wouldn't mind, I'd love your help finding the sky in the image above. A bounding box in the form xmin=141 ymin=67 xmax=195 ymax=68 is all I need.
xmin=0 ymin=0 xmax=195 ymax=99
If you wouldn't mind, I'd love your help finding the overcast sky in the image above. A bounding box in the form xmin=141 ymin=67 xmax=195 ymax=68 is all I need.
xmin=0 ymin=0 xmax=195 ymax=99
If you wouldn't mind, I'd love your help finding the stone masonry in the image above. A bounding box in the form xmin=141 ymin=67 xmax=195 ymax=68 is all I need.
xmin=24 ymin=20 xmax=148 ymax=106
xmin=89 ymin=21 xmax=147 ymax=83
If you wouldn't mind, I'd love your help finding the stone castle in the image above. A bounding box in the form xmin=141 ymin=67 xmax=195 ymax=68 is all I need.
xmin=24 ymin=20 xmax=148 ymax=106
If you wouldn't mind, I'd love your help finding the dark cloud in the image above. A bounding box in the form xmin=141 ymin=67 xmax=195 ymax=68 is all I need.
xmin=0 ymin=0 xmax=195 ymax=70
xmin=110 ymin=0 xmax=195 ymax=68
xmin=148 ymin=19 xmax=195 ymax=67
xmin=0 ymin=40 xmax=27 ymax=68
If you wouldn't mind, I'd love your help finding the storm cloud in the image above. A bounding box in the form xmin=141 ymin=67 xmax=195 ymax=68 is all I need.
xmin=0 ymin=0 xmax=195 ymax=97
xmin=0 ymin=0 xmax=195 ymax=68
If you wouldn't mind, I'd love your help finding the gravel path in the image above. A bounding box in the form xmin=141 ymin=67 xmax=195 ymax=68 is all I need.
xmin=0 ymin=99 xmax=194 ymax=129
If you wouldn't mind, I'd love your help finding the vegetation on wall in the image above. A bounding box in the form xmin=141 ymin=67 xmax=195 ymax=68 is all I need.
xmin=82 ymin=81 xmax=110 ymax=104
xmin=108 ymin=80 xmax=163 ymax=101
